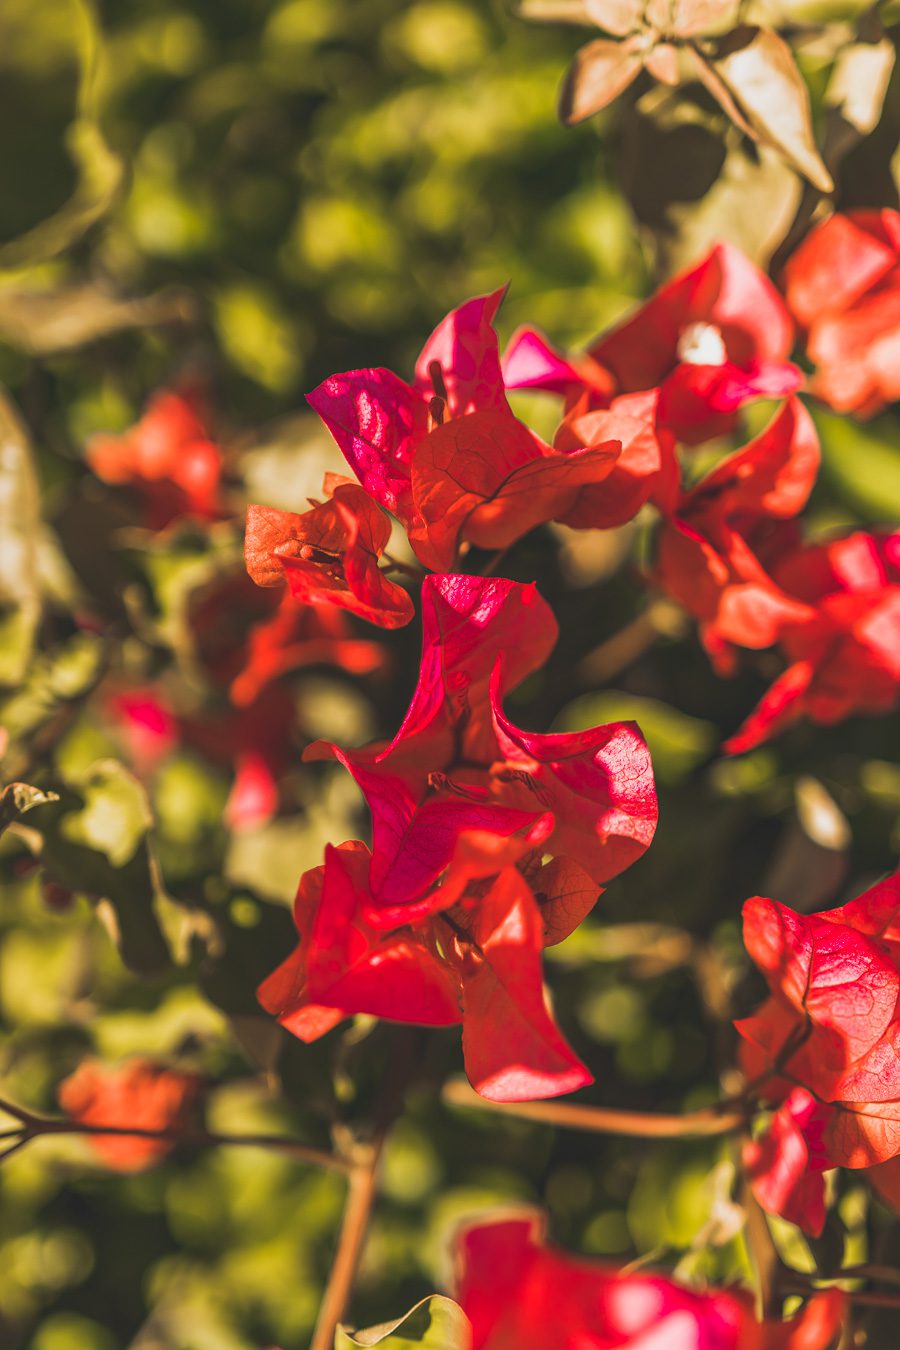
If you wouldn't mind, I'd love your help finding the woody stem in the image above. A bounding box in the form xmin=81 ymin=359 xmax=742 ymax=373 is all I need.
xmin=309 ymin=1028 xmax=423 ymax=1349
xmin=442 ymin=1079 xmax=746 ymax=1138
xmin=309 ymin=1143 xmax=383 ymax=1350
xmin=781 ymin=1276 xmax=900 ymax=1311
xmin=576 ymin=599 xmax=686 ymax=685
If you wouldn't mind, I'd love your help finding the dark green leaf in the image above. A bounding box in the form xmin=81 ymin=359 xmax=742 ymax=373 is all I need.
xmin=0 ymin=780 xmax=59 ymax=836
xmin=815 ymin=407 xmax=900 ymax=521
xmin=27 ymin=759 xmax=171 ymax=976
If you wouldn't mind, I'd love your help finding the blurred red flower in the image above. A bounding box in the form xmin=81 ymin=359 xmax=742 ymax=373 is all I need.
xmin=503 ymin=243 xmax=800 ymax=444
xmin=784 ymin=210 xmax=900 ymax=415
xmin=454 ymin=1212 xmax=844 ymax=1348
xmin=87 ymin=388 xmax=224 ymax=530
xmin=725 ymin=531 xmax=900 ymax=752
xmin=58 ymin=1058 xmax=203 ymax=1172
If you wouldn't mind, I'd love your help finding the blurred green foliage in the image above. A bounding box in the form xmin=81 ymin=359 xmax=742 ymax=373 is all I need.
xmin=0 ymin=2 xmax=898 ymax=1348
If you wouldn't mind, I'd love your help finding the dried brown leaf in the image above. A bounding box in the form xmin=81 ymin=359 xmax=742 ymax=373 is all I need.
xmin=560 ymin=37 xmax=642 ymax=123
xmin=700 ymin=27 xmax=833 ymax=193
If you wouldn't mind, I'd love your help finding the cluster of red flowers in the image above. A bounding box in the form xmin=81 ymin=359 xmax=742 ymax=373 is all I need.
xmin=258 ymin=572 xmax=656 ymax=1100
xmin=73 ymin=212 xmax=900 ymax=1346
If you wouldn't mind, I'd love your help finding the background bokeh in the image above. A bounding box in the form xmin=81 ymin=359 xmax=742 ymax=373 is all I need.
xmin=0 ymin=1 xmax=899 ymax=1347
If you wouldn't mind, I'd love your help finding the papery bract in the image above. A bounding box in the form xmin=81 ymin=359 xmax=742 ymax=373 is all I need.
xmin=245 ymin=477 xmax=414 ymax=628
xmin=737 ymin=874 xmax=900 ymax=1169
xmin=654 ymin=398 xmax=819 ymax=660
xmin=454 ymin=1212 xmax=844 ymax=1349
xmin=725 ymin=531 xmax=900 ymax=752
xmin=58 ymin=1058 xmax=203 ymax=1172
xmin=309 ymin=291 xmax=625 ymax=567
xmin=553 ymin=390 xmax=679 ymax=527
xmin=503 ymin=243 xmax=800 ymax=443
xmin=744 ymin=1088 xmax=830 ymax=1236
xmin=257 ymin=840 xmax=593 ymax=1101
xmin=87 ymin=388 xmax=223 ymax=530
xmin=307 ymin=574 xmax=657 ymax=919
xmin=784 ymin=210 xmax=900 ymax=415
xmin=407 ymin=408 xmax=620 ymax=572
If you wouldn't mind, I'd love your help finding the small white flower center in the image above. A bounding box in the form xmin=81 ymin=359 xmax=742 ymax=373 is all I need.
xmin=677 ymin=321 xmax=727 ymax=366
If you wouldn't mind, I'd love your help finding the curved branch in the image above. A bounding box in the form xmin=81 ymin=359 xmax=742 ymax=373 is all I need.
xmin=443 ymin=1078 xmax=746 ymax=1137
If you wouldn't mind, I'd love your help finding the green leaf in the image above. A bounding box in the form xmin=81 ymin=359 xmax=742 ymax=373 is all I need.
xmin=0 ymin=633 xmax=106 ymax=772
xmin=0 ymin=780 xmax=59 ymax=836
xmin=0 ymin=389 xmax=41 ymax=687
xmin=814 ymin=407 xmax=900 ymax=521
xmin=0 ymin=0 xmax=123 ymax=270
xmin=555 ymin=691 xmax=714 ymax=784
xmin=27 ymin=759 xmax=171 ymax=976
xmin=335 ymin=1297 xmax=470 ymax=1350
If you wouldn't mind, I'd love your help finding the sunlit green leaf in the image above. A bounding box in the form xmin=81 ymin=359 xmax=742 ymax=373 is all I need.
xmin=27 ymin=759 xmax=171 ymax=975
xmin=336 ymin=1297 xmax=470 ymax=1349
xmin=815 ymin=407 xmax=900 ymax=521
xmin=0 ymin=1 xmax=124 ymax=270
xmin=0 ymin=780 xmax=59 ymax=836
xmin=0 ymin=389 xmax=41 ymax=687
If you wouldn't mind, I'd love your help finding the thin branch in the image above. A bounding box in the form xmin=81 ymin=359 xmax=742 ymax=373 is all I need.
xmin=782 ymin=1277 xmax=900 ymax=1311
xmin=479 ymin=545 xmax=513 ymax=578
xmin=0 ymin=1095 xmax=38 ymax=1126
xmin=830 ymin=1264 xmax=900 ymax=1287
xmin=309 ymin=1029 xmax=423 ymax=1348
xmin=0 ymin=1097 xmax=348 ymax=1173
xmin=0 ymin=1136 xmax=31 ymax=1165
xmin=443 ymin=1078 xmax=746 ymax=1137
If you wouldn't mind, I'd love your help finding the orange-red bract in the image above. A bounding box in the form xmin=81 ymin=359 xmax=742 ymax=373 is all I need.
xmin=58 ymin=1058 xmax=204 ymax=1172
xmin=737 ymin=874 xmax=900 ymax=1171
xmin=308 ymin=291 xmax=627 ymax=568
xmin=454 ymin=1212 xmax=844 ymax=1348
xmin=245 ymin=477 xmax=414 ymax=628
xmin=87 ymin=388 xmax=224 ymax=530
xmin=783 ymin=210 xmax=900 ymax=415
xmin=257 ymin=838 xmax=594 ymax=1102
xmin=258 ymin=574 xmax=657 ymax=1101
xmin=503 ymin=242 xmax=801 ymax=444
xmin=654 ymin=397 xmax=819 ymax=665
xmin=725 ymin=531 xmax=900 ymax=753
